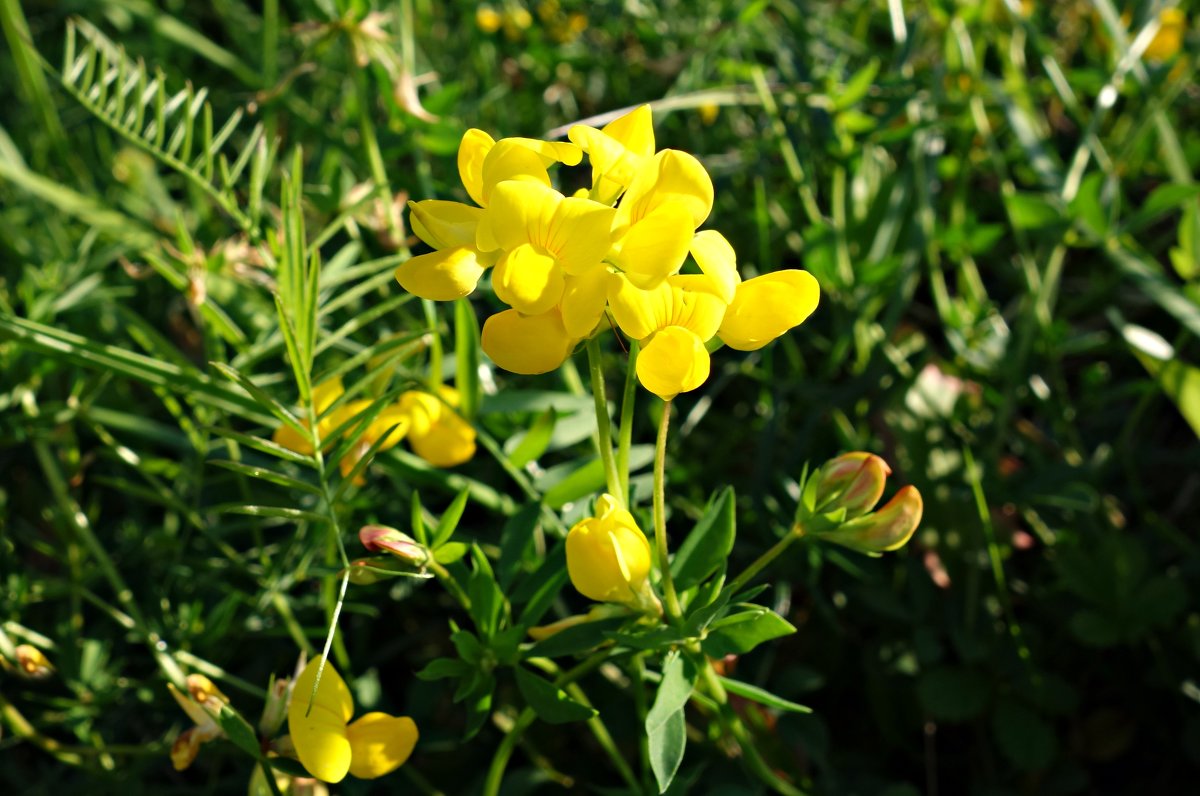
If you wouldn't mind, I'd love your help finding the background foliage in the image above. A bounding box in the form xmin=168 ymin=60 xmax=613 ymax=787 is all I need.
xmin=2 ymin=0 xmax=1199 ymax=794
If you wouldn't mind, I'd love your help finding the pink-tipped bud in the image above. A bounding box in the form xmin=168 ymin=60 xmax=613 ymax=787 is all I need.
xmin=813 ymin=452 xmax=891 ymax=519
xmin=825 ymin=486 xmax=924 ymax=554
xmin=358 ymin=524 xmax=428 ymax=565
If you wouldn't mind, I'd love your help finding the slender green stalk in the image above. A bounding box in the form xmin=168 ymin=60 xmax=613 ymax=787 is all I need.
xmin=725 ymin=524 xmax=804 ymax=597
xmin=617 ymin=340 xmax=640 ymax=503
xmin=426 ymin=559 xmax=472 ymax=611
xmin=653 ymin=401 xmax=683 ymax=621
xmin=630 ymin=654 xmax=653 ymax=792
xmin=586 ymin=336 xmax=625 ymax=505
xmin=563 ymin=681 xmax=641 ymax=792
xmin=260 ymin=760 xmax=286 ymax=796
xmin=481 ymin=651 xmax=613 ymax=796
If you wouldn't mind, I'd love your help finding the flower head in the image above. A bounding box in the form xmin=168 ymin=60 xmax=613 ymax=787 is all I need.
xmin=565 ymin=494 xmax=655 ymax=608
xmin=287 ymin=658 xmax=418 ymax=783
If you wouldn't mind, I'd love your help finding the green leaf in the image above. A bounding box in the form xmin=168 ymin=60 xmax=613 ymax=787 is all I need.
xmin=717 ymin=677 xmax=811 ymax=714
xmin=211 ymin=504 xmax=326 ymax=523
xmin=434 ymin=542 xmax=468 ymax=565
xmin=646 ymin=653 xmax=696 ymax=793
xmin=467 ymin=545 xmax=505 ymax=636
xmin=833 ymin=58 xmax=879 ymax=110
xmin=208 ymin=427 xmax=313 ymax=466
xmin=431 ymin=489 xmax=471 ymax=549
xmin=208 ymin=459 xmax=322 ymax=495
xmin=210 ymin=362 xmax=306 ymax=436
xmin=701 ymin=607 xmax=795 ymax=657
xmin=507 ymin=407 xmax=557 ymax=470
xmin=416 ymin=657 xmax=471 ymax=681
xmin=1123 ymin=184 xmax=1200 ymax=235
xmin=497 ymin=502 xmax=542 ymax=590
xmin=1118 ymin=318 xmax=1200 ymax=438
xmin=514 ymin=545 xmax=568 ymax=627
xmin=916 ymin=667 xmax=990 ymax=721
xmin=215 ymin=703 xmax=260 ymax=758
xmin=454 ymin=298 xmax=481 ymax=420
xmin=671 ymin=487 xmax=736 ymax=591
xmin=1004 ymin=192 xmax=1065 ymax=230
xmin=523 ymin=616 xmax=628 ymax=659
xmin=991 ymin=702 xmax=1057 ymax=771
xmin=514 ymin=666 xmax=597 ymax=724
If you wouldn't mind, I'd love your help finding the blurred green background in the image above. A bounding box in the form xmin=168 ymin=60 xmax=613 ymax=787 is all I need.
xmin=2 ymin=0 xmax=1200 ymax=793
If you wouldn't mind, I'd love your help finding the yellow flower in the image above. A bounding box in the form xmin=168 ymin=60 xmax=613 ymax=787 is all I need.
xmin=565 ymin=494 xmax=654 ymax=606
xmin=475 ymin=6 xmax=502 ymax=34
xmin=396 ymin=387 xmax=477 ymax=468
xmin=287 ymin=658 xmax=418 ymax=783
xmin=1145 ymin=8 xmax=1185 ymax=62
xmin=12 ymin=644 xmax=53 ymax=679
xmin=717 ymin=270 xmax=820 ymax=351
xmin=608 ymin=274 xmax=727 ymax=400
xmin=272 ymin=379 xmax=349 ymax=455
xmin=168 ymin=674 xmax=229 ymax=771
xmin=568 ymin=104 xmax=656 ymax=205
xmin=481 ymin=306 xmax=577 ymax=374
xmin=397 ymin=130 xmax=580 ymax=302
xmin=698 ymin=102 xmax=719 ymax=125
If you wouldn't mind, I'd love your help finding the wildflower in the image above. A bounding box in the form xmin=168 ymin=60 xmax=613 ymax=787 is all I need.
xmin=568 ymin=104 xmax=656 ymax=205
xmin=698 ymin=102 xmax=720 ymax=125
xmin=287 ymin=658 xmax=418 ymax=783
xmin=475 ymin=6 xmax=502 ymax=34
xmin=359 ymin=524 xmax=430 ymax=566
xmin=718 ymin=270 xmax=820 ymax=351
xmin=822 ymin=485 xmax=924 ymax=553
xmin=168 ymin=674 xmax=230 ymax=771
xmin=565 ymin=494 xmax=658 ymax=612
xmin=812 ymin=452 xmax=891 ymax=519
xmin=1144 ymin=8 xmax=1185 ymax=62
xmin=397 ymin=387 xmax=476 ymax=467
xmin=12 ymin=644 xmax=53 ymax=679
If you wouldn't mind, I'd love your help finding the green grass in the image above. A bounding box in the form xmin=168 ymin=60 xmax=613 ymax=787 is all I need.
xmin=2 ymin=1 xmax=1199 ymax=794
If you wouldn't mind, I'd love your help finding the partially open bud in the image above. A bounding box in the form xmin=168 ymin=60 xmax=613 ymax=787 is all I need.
xmin=812 ymin=452 xmax=890 ymax=519
xmin=259 ymin=675 xmax=291 ymax=738
xmin=14 ymin=645 xmax=53 ymax=680
xmin=565 ymin=495 xmax=657 ymax=612
xmin=171 ymin=727 xmax=205 ymax=771
xmin=187 ymin=673 xmax=230 ymax=715
xmin=822 ymin=486 xmax=923 ymax=554
xmin=359 ymin=525 xmax=429 ymax=566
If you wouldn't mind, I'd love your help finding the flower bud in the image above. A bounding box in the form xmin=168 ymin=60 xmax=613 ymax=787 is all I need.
xmin=171 ymin=727 xmax=204 ymax=771
xmin=823 ymin=486 xmax=923 ymax=554
xmin=565 ymin=494 xmax=654 ymax=607
xmin=14 ymin=645 xmax=53 ymax=680
xmin=813 ymin=452 xmax=891 ymax=519
xmin=259 ymin=675 xmax=291 ymax=738
xmin=187 ymin=673 xmax=230 ymax=715
xmin=359 ymin=525 xmax=429 ymax=566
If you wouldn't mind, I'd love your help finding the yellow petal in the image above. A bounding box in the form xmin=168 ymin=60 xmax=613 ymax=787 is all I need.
xmin=408 ymin=407 xmax=476 ymax=468
xmin=481 ymin=308 xmax=575 ymax=374
xmin=667 ymin=284 xmax=726 ymax=342
xmin=479 ymin=140 xmax=552 ymax=206
xmin=718 ymin=270 xmax=819 ymax=351
xmin=273 ymin=421 xmax=314 ymax=455
xmin=288 ymin=658 xmax=354 ymax=783
xmin=561 ymin=268 xmax=613 ymax=339
xmin=457 ymin=129 xmax=495 ymax=206
xmin=688 ymin=229 xmax=739 ymax=304
xmin=397 ymin=391 xmax=442 ymax=438
xmin=366 ymin=404 xmax=412 ymax=451
xmin=611 ymin=201 xmax=694 ymax=288
xmin=346 ymin=713 xmax=419 ymax=779
xmin=565 ymin=495 xmax=653 ymax=603
xmin=602 ymin=104 xmax=655 ymax=159
xmin=637 ymin=326 xmax=710 ymax=399
xmin=313 ymin=379 xmax=345 ymax=414
xmin=493 ymin=243 xmax=566 ymax=315
xmin=504 ymin=137 xmax=583 ymax=167
xmin=568 ymin=125 xmax=642 ymax=203
xmin=395 ymin=248 xmax=487 ymax=301
xmin=607 ymin=275 xmax=672 ymax=341
xmin=486 ymin=180 xmax=561 ymax=255
xmin=617 ymin=150 xmax=713 ymax=232
xmin=409 ymin=200 xmax=485 ymax=250
xmin=545 ymin=196 xmax=616 ymax=275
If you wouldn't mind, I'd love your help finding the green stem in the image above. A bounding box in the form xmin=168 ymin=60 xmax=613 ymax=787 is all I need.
xmin=260 ymin=760 xmax=286 ymax=796
xmin=617 ymin=340 xmax=639 ymax=503
xmin=563 ymin=681 xmax=641 ymax=793
xmin=654 ymin=401 xmax=683 ymax=621
xmin=481 ymin=651 xmax=612 ymax=796
xmin=725 ymin=525 xmax=805 ymax=597
xmin=586 ymin=336 xmax=624 ymax=505
xmin=426 ymin=559 xmax=472 ymax=611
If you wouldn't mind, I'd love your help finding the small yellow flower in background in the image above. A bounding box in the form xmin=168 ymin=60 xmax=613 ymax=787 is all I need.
xmin=475 ymin=6 xmax=502 ymax=34
xmin=566 ymin=494 xmax=657 ymax=611
xmin=12 ymin=644 xmax=54 ymax=679
xmin=272 ymin=379 xmax=476 ymax=477
xmin=698 ymin=102 xmax=720 ymax=125
xmin=168 ymin=674 xmax=229 ymax=771
xmin=1145 ymin=8 xmax=1185 ymax=62
xmin=287 ymin=658 xmax=418 ymax=783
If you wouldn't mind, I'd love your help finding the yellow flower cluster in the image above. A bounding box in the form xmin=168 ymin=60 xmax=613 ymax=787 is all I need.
xmin=396 ymin=105 xmax=820 ymax=400
xmin=272 ymin=378 xmax=475 ymax=477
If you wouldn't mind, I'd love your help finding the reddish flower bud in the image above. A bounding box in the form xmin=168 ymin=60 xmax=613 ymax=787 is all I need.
xmin=358 ymin=525 xmax=428 ymax=565
xmin=813 ymin=452 xmax=891 ymax=519
xmin=824 ymin=486 xmax=923 ymax=554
